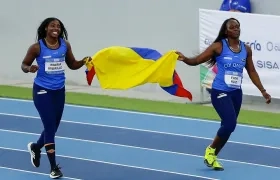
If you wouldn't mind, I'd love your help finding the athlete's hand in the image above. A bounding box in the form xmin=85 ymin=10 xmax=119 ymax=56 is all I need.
xmin=28 ymin=65 xmax=39 ymax=73
xmin=262 ymin=91 xmax=271 ymax=104
xmin=83 ymin=56 xmax=93 ymax=66
xmin=175 ymin=51 xmax=186 ymax=61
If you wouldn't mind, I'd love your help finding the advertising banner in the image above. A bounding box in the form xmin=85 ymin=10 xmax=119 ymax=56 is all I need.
xmin=199 ymin=9 xmax=280 ymax=98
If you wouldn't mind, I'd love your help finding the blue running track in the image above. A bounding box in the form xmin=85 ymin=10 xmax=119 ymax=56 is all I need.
xmin=0 ymin=97 xmax=279 ymax=180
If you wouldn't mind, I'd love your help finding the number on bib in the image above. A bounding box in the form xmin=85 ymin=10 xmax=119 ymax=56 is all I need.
xmin=224 ymin=71 xmax=242 ymax=88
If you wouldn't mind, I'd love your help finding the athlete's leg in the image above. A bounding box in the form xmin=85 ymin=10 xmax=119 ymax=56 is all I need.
xmin=215 ymin=89 xmax=242 ymax=155
xmin=46 ymin=86 xmax=65 ymax=179
xmin=28 ymin=83 xmax=60 ymax=179
xmin=204 ymin=89 xmax=238 ymax=170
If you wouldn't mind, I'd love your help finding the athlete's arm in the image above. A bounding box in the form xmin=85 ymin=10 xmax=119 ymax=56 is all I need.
xmin=65 ymin=41 xmax=89 ymax=70
xmin=245 ymin=45 xmax=266 ymax=92
xmin=177 ymin=42 xmax=221 ymax=66
xmin=21 ymin=43 xmax=40 ymax=73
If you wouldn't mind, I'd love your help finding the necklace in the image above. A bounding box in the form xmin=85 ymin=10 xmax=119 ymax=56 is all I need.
xmin=226 ymin=39 xmax=240 ymax=52
xmin=230 ymin=45 xmax=240 ymax=52
xmin=44 ymin=38 xmax=58 ymax=47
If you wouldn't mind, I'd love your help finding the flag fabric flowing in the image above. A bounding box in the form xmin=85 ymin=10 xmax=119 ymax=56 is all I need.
xmin=85 ymin=46 xmax=177 ymax=88
xmin=85 ymin=46 xmax=192 ymax=101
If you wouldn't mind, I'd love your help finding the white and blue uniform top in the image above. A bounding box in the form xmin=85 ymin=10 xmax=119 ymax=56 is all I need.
xmin=212 ymin=39 xmax=247 ymax=91
xmin=34 ymin=38 xmax=68 ymax=90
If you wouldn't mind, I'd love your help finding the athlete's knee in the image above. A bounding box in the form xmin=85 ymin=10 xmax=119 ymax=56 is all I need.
xmin=217 ymin=122 xmax=236 ymax=137
xmin=45 ymin=143 xmax=55 ymax=153
xmin=226 ymin=121 xmax=237 ymax=133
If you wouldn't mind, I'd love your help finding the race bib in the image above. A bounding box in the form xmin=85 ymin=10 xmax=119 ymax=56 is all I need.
xmin=45 ymin=58 xmax=65 ymax=74
xmin=224 ymin=71 xmax=242 ymax=88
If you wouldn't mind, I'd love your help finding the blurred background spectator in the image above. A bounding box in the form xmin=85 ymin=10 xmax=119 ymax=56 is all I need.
xmin=219 ymin=0 xmax=251 ymax=13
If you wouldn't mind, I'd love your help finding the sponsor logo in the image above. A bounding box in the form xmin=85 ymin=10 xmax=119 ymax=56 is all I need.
xmin=256 ymin=60 xmax=279 ymax=69
xmin=266 ymin=41 xmax=280 ymax=52
xmin=245 ymin=41 xmax=261 ymax=51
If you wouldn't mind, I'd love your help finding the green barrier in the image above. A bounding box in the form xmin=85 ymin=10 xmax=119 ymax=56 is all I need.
xmin=0 ymin=85 xmax=279 ymax=129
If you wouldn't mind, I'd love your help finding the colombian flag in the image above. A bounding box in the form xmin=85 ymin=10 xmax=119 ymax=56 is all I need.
xmin=85 ymin=47 xmax=192 ymax=101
